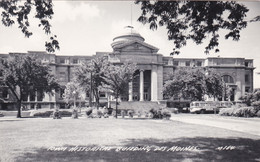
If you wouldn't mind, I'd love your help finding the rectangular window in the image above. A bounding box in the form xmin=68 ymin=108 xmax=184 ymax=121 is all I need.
xmin=173 ymin=61 xmax=179 ymax=66
xmin=37 ymin=91 xmax=43 ymax=101
xmin=245 ymin=62 xmax=249 ymax=67
xmin=197 ymin=61 xmax=202 ymax=67
xmin=73 ymin=59 xmax=78 ymax=64
xmin=59 ymin=72 xmax=66 ymax=82
xmin=59 ymin=88 xmax=65 ymax=99
xmin=60 ymin=58 xmax=65 ymax=64
xmin=185 ymin=61 xmax=190 ymax=67
xmin=163 ymin=60 xmax=168 ymax=65
xmin=99 ymin=92 xmax=106 ymax=98
xmin=245 ymin=74 xmax=249 ymax=83
xmin=30 ymin=91 xmax=36 ymax=101
xmin=245 ymin=87 xmax=250 ymax=93
xmin=2 ymin=88 xmax=9 ymax=99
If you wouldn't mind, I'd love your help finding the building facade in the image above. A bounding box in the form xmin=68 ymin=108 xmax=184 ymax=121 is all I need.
xmin=0 ymin=27 xmax=255 ymax=110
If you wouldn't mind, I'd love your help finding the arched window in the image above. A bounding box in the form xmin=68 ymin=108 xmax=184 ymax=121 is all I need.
xmin=222 ymin=75 xmax=234 ymax=83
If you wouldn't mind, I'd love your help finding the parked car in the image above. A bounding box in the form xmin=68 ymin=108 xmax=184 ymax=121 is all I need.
xmin=190 ymin=101 xmax=233 ymax=114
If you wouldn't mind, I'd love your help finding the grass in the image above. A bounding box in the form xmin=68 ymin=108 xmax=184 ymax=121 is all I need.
xmin=0 ymin=117 xmax=260 ymax=162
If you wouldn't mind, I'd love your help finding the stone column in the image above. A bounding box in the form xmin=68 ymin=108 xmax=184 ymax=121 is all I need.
xmin=139 ymin=70 xmax=144 ymax=101
xmin=151 ymin=66 xmax=158 ymax=101
xmin=128 ymin=81 xmax=133 ymax=101
xmin=157 ymin=65 xmax=163 ymax=100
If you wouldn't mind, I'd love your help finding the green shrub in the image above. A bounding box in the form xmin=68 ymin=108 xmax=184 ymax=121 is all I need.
xmin=59 ymin=110 xmax=72 ymax=117
xmin=107 ymin=108 xmax=113 ymax=115
xmin=33 ymin=111 xmax=53 ymax=117
xmin=91 ymin=109 xmax=103 ymax=118
xmin=252 ymin=101 xmax=260 ymax=109
xmin=256 ymin=110 xmax=260 ymax=117
xmin=144 ymin=111 xmax=149 ymax=118
xmin=241 ymin=107 xmax=257 ymax=117
xmin=103 ymin=113 xmax=109 ymax=118
xmin=148 ymin=112 xmax=154 ymax=118
xmin=137 ymin=111 xmax=142 ymax=118
xmin=232 ymin=108 xmax=243 ymax=117
xmin=102 ymin=108 xmax=109 ymax=115
xmin=71 ymin=109 xmax=78 ymax=119
xmin=149 ymin=108 xmax=163 ymax=119
xmin=162 ymin=108 xmax=171 ymax=119
xmin=53 ymin=110 xmax=61 ymax=119
xmin=97 ymin=110 xmax=103 ymax=118
xmin=219 ymin=107 xmax=258 ymax=117
xmin=85 ymin=108 xmax=93 ymax=116
xmin=112 ymin=110 xmax=117 ymax=118
xmin=127 ymin=110 xmax=134 ymax=118
xmin=121 ymin=110 xmax=126 ymax=118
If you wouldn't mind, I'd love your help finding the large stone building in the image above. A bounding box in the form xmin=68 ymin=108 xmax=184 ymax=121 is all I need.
xmin=0 ymin=27 xmax=255 ymax=110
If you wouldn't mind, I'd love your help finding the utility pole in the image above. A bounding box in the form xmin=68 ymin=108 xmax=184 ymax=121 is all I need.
xmin=89 ymin=71 xmax=93 ymax=107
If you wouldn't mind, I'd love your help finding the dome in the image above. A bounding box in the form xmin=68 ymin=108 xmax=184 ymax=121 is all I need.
xmin=111 ymin=26 xmax=145 ymax=49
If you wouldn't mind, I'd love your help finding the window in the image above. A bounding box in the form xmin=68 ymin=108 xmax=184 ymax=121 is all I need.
xmin=222 ymin=75 xmax=234 ymax=83
xmin=245 ymin=74 xmax=249 ymax=83
xmin=245 ymin=62 xmax=249 ymax=67
xmin=2 ymin=88 xmax=9 ymax=99
xmin=164 ymin=60 xmax=168 ymax=65
xmin=30 ymin=91 xmax=36 ymax=101
xmin=185 ymin=61 xmax=190 ymax=67
xmin=99 ymin=92 xmax=106 ymax=98
xmin=59 ymin=72 xmax=66 ymax=82
xmin=59 ymin=88 xmax=65 ymax=99
xmin=197 ymin=61 xmax=202 ymax=67
xmin=73 ymin=59 xmax=78 ymax=64
xmin=37 ymin=91 xmax=43 ymax=101
xmin=173 ymin=61 xmax=179 ymax=66
xmin=60 ymin=58 xmax=65 ymax=64
xmin=245 ymin=87 xmax=250 ymax=93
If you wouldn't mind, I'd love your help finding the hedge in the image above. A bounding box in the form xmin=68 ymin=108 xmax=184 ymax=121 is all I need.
xmin=219 ymin=107 xmax=259 ymax=117
xmin=32 ymin=110 xmax=72 ymax=118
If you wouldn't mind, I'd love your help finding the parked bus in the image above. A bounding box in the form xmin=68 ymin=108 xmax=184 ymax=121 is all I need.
xmin=190 ymin=101 xmax=233 ymax=114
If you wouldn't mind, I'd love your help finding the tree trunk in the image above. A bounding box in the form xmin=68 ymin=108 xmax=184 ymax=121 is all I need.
xmin=96 ymin=97 xmax=99 ymax=109
xmin=115 ymin=97 xmax=118 ymax=118
xmin=93 ymin=88 xmax=99 ymax=109
xmin=17 ymin=100 xmax=22 ymax=118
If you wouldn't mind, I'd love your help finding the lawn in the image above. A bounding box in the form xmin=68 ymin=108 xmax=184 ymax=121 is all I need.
xmin=0 ymin=117 xmax=260 ymax=162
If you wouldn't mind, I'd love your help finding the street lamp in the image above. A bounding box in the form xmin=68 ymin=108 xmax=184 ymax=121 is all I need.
xmin=73 ymin=90 xmax=76 ymax=109
xmin=72 ymin=90 xmax=78 ymax=119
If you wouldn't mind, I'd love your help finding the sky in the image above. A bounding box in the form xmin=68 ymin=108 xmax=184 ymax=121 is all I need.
xmin=0 ymin=1 xmax=260 ymax=88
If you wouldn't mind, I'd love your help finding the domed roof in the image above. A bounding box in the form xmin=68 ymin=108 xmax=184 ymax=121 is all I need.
xmin=111 ymin=26 xmax=145 ymax=49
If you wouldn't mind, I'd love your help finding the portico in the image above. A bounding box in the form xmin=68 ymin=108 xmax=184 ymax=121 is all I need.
xmin=110 ymin=26 xmax=164 ymax=102
xmin=128 ymin=69 xmax=152 ymax=102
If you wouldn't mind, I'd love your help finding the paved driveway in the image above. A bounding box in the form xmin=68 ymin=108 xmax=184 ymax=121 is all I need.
xmin=171 ymin=114 xmax=260 ymax=136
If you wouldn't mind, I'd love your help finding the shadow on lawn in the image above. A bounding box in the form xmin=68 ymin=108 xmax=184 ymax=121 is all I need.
xmin=16 ymin=137 xmax=260 ymax=162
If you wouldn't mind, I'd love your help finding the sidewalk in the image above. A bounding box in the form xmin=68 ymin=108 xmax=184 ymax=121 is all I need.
xmin=170 ymin=114 xmax=260 ymax=136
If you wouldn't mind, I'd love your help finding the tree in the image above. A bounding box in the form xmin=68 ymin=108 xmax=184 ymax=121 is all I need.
xmin=241 ymin=89 xmax=260 ymax=107
xmin=136 ymin=1 xmax=259 ymax=55
xmin=163 ymin=68 xmax=224 ymax=101
xmin=102 ymin=63 xmax=137 ymax=118
xmin=0 ymin=0 xmax=59 ymax=53
xmin=205 ymin=69 xmax=224 ymax=100
xmin=163 ymin=68 xmax=188 ymax=100
xmin=63 ymin=81 xmax=84 ymax=109
xmin=75 ymin=56 xmax=109 ymax=108
xmin=0 ymin=54 xmax=60 ymax=117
